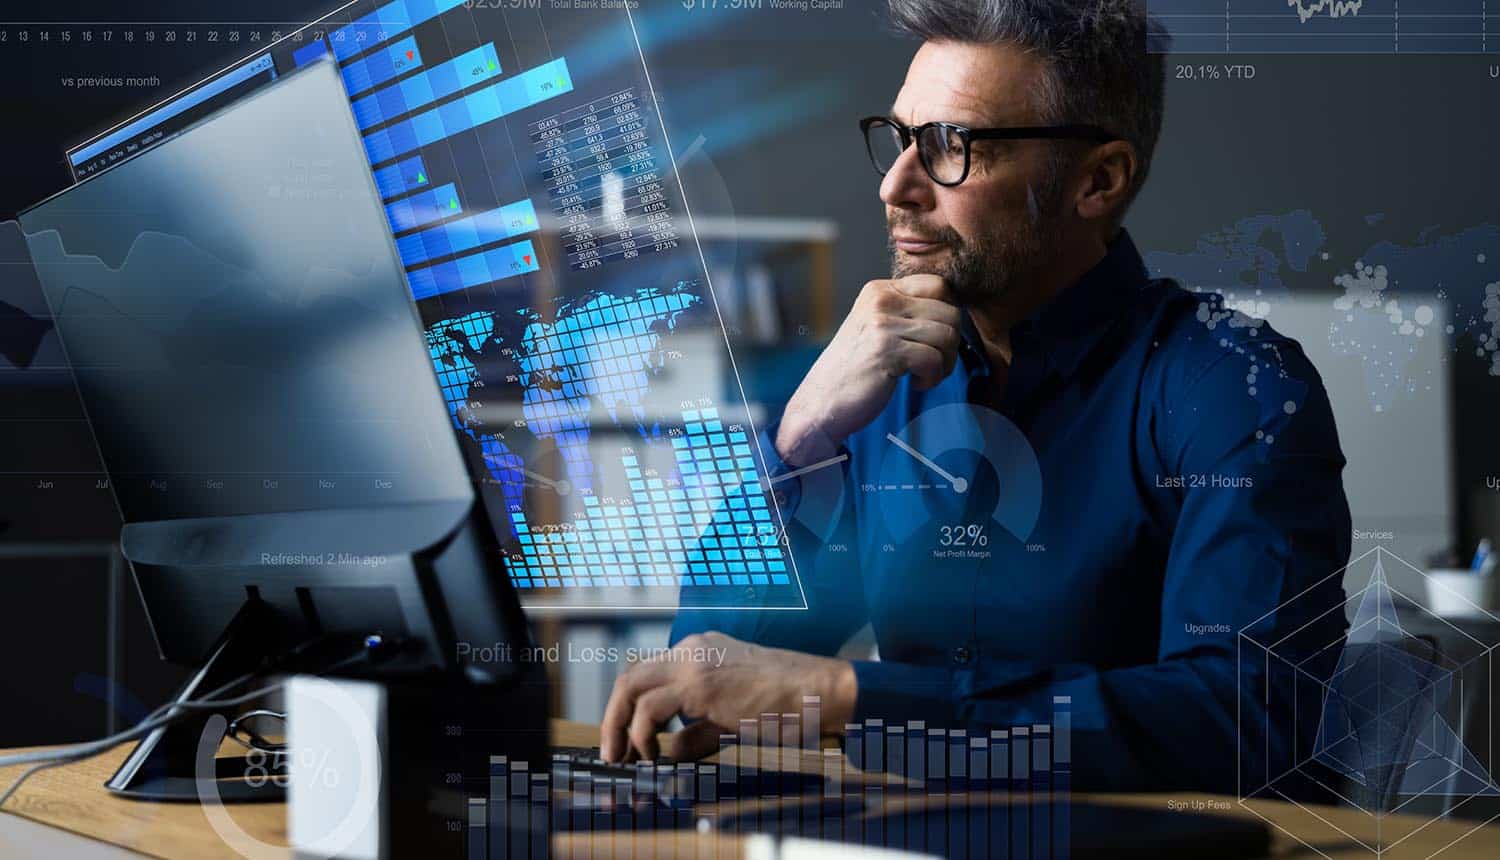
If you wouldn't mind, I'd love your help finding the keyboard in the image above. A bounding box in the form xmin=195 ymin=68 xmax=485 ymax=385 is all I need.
xmin=550 ymin=745 xmax=825 ymax=802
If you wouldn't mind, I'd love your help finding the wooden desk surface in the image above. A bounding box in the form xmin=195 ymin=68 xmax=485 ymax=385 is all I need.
xmin=3 ymin=720 xmax=1499 ymax=859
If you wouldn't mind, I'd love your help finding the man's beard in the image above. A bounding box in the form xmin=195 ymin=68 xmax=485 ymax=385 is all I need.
xmin=888 ymin=168 xmax=1067 ymax=306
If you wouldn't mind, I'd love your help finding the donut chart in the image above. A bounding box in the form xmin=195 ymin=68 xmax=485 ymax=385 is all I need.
xmin=876 ymin=402 xmax=1043 ymax=545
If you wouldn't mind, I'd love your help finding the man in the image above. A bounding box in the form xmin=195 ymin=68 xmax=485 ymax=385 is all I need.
xmin=601 ymin=0 xmax=1350 ymax=792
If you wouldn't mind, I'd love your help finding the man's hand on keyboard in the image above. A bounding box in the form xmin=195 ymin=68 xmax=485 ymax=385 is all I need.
xmin=599 ymin=631 xmax=857 ymax=763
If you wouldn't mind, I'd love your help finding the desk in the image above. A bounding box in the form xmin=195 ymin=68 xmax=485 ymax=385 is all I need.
xmin=3 ymin=720 xmax=1500 ymax=859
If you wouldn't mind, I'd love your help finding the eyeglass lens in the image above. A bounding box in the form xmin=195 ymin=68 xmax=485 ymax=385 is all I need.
xmin=865 ymin=121 xmax=967 ymax=185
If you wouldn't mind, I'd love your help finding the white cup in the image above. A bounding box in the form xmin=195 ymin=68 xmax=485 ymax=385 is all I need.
xmin=1426 ymin=569 xmax=1500 ymax=618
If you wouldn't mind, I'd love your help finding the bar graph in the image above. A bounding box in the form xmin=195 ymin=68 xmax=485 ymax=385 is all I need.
xmin=385 ymin=182 xmax=460 ymax=233
xmin=362 ymin=58 xmax=574 ymax=165
xmin=351 ymin=43 xmax=503 ymax=131
xmin=372 ymin=154 xmax=429 ymax=200
xmin=406 ymin=240 xmax=539 ymax=301
xmin=468 ymin=696 xmax=1074 ymax=858
xmin=396 ymin=199 xmax=537 ymax=267
xmin=340 ymin=34 xmax=422 ymax=96
xmin=292 ymin=38 xmax=329 ymax=67
xmin=330 ymin=0 xmax=470 ymax=61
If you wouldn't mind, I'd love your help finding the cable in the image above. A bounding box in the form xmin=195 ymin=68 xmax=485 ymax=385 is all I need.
xmin=0 ymin=644 xmax=377 ymax=807
xmin=226 ymin=709 xmax=288 ymax=756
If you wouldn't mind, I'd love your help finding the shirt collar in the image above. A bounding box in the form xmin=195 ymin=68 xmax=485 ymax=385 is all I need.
xmin=958 ymin=229 xmax=1149 ymax=381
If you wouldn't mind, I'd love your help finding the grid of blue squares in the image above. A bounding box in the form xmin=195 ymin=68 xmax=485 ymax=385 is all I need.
xmin=508 ymin=408 xmax=789 ymax=589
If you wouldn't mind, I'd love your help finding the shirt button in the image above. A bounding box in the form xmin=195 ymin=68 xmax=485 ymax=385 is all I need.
xmin=952 ymin=647 xmax=971 ymax=665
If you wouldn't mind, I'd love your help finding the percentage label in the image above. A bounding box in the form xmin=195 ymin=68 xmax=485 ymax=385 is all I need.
xmin=297 ymin=748 xmax=340 ymax=789
xmin=938 ymin=524 xmax=988 ymax=547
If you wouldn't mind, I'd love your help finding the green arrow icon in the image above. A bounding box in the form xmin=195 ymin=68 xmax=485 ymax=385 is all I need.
xmin=449 ymin=199 xmax=458 ymax=210
xmin=416 ymin=172 xmax=427 ymax=184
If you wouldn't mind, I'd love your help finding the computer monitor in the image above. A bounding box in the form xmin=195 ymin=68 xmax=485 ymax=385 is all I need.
xmin=61 ymin=0 xmax=810 ymax=613
xmin=16 ymin=59 xmax=543 ymax=802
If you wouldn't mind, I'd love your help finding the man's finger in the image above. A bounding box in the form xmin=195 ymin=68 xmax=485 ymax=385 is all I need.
xmin=890 ymin=294 xmax=964 ymax=329
xmin=600 ymin=661 xmax=675 ymax=762
xmin=627 ymin=685 xmax=684 ymax=762
xmin=664 ymin=719 xmax=725 ymax=762
xmin=890 ymin=273 xmax=952 ymax=302
xmin=899 ymin=341 xmax=948 ymax=391
xmin=888 ymin=317 xmax=961 ymax=358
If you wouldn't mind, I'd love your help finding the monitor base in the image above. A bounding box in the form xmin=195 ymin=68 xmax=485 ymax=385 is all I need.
xmin=105 ymin=599 xmax=291 ymax=803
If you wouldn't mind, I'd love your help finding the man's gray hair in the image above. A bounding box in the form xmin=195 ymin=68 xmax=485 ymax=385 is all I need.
xmin=888 ymin=0 xmax=1167 ymax=207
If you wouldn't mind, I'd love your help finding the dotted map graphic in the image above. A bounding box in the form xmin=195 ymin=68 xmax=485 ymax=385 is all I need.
xmin=424 ymin=284 xmax=786 ymax=590
xmin=1145 ymin=212 xmax=1500 ymax=414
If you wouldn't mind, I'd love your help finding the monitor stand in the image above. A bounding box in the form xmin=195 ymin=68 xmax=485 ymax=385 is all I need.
xmin=105 ymin=599 xmax=290 ymax=802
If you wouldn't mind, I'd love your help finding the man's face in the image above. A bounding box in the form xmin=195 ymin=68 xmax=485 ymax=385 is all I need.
xmin=883 ymin=40 xmax=1071 ymax=305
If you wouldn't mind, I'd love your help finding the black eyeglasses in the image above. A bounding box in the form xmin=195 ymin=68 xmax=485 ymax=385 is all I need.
xmin=859 ymin=116 xmax=1118 ymax=187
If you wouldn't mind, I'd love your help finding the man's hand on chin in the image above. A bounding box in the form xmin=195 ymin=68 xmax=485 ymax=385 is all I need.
xmin=598 ymin=631 xmax=858 ymax=763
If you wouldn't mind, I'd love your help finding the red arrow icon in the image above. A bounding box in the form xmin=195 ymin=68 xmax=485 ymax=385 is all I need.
xmin=406 ymin=50 xmax=414 ymax=60
xmin=523 ymin=255 xmax=532 ymax=266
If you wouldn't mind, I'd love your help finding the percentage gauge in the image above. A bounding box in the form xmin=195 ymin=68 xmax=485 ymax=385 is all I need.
xmin=876 ymin=402 xmax=1043 ymax=547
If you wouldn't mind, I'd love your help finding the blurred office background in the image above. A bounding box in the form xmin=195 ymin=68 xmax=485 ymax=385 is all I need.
xmin=3 ymin=1 xmax=1500 ymax=747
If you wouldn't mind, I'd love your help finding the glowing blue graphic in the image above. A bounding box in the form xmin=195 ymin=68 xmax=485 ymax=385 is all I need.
xmin=877 ymin=402 xmax=1044 ymax=546
xmin=406 ymin=240 xmax=538 ymax=300
xmin=396 ymin=199 xmax=537 ymax=267
xmin=1146 ymin=214 xmax=1500 ymax=413
xmin=425 ymin=285 xmax=701 ymax=505
xmin=330 ymin=0 xmax=469 ymax=61
xmin=423 ymin=288 xmax=789 ymax=587
xmin=362 ymin=58 xmax=574 ymax=164
xmin=508 ymin=409 xmax=785 ymax=589
xmin=371 ymin=155 xmax=428 ymax=200
xmin=514 ymin=288 xmax=700 ymax=488
xmin=339 ymin=35 xmax=422 ymax=96
xmin=351 ymin=43 xmax=502 ymax=130
xmin=384 ymin=182 xmax=459 ymax=232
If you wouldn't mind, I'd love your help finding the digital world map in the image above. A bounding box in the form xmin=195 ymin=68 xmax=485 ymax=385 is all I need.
xmin=424 ymin=283 xmax=790 ymax=593
xmin=1144 ymin=212 xmax=1500 ymax=414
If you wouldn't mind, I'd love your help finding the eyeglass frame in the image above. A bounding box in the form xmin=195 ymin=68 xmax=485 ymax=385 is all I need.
xmin=859 ymin=116 xmax=1119 ymax=187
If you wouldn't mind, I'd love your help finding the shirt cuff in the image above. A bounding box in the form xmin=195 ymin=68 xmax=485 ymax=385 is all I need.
xmin=851 ymin=660 xmax=960 ymax=729
xmin=755 ymin=420 xmax=851 ymax=522
xmin=756 ymin=421 xmax=804 ymax=513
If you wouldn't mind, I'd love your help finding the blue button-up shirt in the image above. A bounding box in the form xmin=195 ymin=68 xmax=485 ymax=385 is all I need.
xmin=673 ymin=231 xmax=1351 ymax=792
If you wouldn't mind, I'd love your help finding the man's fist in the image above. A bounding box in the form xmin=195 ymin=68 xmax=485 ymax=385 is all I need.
xmin=777 ymin=274 xmax=963 ymax=464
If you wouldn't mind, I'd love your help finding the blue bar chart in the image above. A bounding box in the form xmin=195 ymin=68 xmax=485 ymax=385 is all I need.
xmin=396 ymin=199 xmax=537 ymax=267
xmin=362 ymin=58 xmax=574 ymax=164
xmin=406 ymin=240 xmax=540 ymax=301
xmin=330 ymin=0 xmax=470 ymax=61
xmin=340 ymin=34 xmax=422 ymax=95
xmin=507 ymin=408 xmax=785 ymax=589
xmin=372 ymin=155 xmax=429 ymax=200
xmin=352 ymin=43 xmax=502 ymax=130
xmin=291 ymin=38 xmax=329 ymax=67
xmin=385 ymin=182 xmax=460 ymax=233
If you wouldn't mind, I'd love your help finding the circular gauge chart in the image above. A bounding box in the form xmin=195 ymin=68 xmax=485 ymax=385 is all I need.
xmin=875 ymin=402 xmax=1043 ymax=547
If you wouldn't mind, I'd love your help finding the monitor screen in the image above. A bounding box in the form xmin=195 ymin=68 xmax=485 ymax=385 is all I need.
xmin=20 ymin=60 xmax=474 ymax=522
xmin=55 ymin=1 xmax=807 ymax=610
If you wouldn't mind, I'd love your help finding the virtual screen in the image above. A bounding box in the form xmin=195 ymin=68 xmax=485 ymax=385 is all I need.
xmin=62 ymin=0 xmax=804 ymax=610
